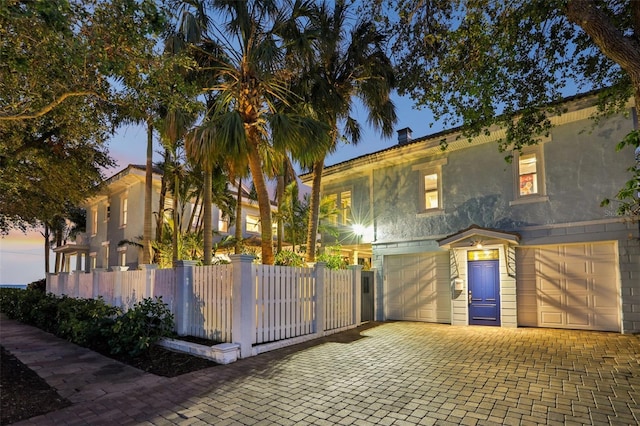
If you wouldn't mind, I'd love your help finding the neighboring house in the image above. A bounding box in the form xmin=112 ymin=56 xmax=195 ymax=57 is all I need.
xmin=301 ymin=92 xmax=640 ymax=334
xmin=55 ymin=164 xmax=266 ymax=272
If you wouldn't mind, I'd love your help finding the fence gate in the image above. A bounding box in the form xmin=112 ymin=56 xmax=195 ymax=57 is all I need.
xmin=361 ymin=271 xmax=374 ymax=322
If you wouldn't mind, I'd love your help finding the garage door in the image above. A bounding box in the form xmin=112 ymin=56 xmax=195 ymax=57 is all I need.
xmin=516 ymin=242 xmax=620 ymax=331
xmin=385 ymin=252 xmax=451 ymax=323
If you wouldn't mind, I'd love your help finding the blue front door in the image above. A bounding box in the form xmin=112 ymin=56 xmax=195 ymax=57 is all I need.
xmin=468 ymin=260 xmax=500 ymax=326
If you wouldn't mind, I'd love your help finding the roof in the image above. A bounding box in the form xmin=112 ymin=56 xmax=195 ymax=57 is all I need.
xmin=299 ymin=89 xmax=631 ymax=183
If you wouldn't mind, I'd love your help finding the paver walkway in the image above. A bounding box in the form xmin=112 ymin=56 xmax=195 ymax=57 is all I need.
xmin=2 ymin=317 xmax=640 ymax=425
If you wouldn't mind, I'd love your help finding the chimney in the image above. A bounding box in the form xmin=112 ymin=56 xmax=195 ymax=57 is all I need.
xmin=397 ymin=127 xmax=413 ymax=145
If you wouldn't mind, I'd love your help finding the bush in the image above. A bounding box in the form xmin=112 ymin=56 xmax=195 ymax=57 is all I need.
xmin=0 ymin=289 xmax=174 ymax=358
xmin=26 ymin=278 xmax=46 ymax=293
xmin=55 ymin=296 xmax=121 ymax=351
xmin=109 ymin=297 xmax=175 ymax=357
xmin=0 ymin=288 xmax=25 ymax=318
xmin=317 ymin=246 xmax=349 ymax=270
xmin=274 ymin=250 xmax=305 ymax=267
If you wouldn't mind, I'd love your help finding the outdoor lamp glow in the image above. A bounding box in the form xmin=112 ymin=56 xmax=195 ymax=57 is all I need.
xmin=352 ymin=223 xmax=366 ymax=237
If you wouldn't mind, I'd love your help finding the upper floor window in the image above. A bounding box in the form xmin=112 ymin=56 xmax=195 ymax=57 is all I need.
xmin=91 ymin=208 xmax=98 ymax=235
xmin=423 ymin=173 xmax=439 ymax=209
xmin=339 ymin=191 xmax=351 ymax=225
xmin=518 ymin=153 xmax=538 ymax=196
xmin=104 ymin=203 xmax=110 ymax=222
xmin=511 ymin=145 xmax=548 ymax=205
xmin=413 ymin=158 xmax=446 ymax=214
xmin=246 ymin=214 xmax=260 ymax=234
xmin=218 ymin=210 xmax=229 ymax=233
xmin=120 ymin=197 xmax=128 ymax=227
xmin=325 ymin=194 xmax=338 ymax=225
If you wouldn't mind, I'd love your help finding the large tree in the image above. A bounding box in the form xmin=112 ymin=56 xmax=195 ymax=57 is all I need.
xmin=0 ymin=100 xmax=114 ymax=235
xmin=369 ymin=0 xmax=639 ymax=215
xmin=0 ymin=0 xmax=170 ymax=236
xmin=175 ymin=0 xmax=329 ymax=264
xmin=302 ymin=0 xmax=397 ymax=262
xmin=1 ymin=0 xmax=167 ymax=122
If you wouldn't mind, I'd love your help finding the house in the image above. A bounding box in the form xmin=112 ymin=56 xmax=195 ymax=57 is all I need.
xmin=54 ymin=164 xmax=267 ymax=272
xmin=301 ymin=93 xmax=640 ymax=334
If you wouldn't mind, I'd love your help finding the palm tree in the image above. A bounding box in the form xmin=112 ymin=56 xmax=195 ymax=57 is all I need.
xmin=301 ymin=1 xmax=397 ymax=262
xmin=176 ymin=0 xmax=329 ymax=264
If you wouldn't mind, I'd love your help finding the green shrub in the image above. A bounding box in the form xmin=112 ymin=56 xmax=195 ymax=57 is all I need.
xmin=109 ymin=297 xmax=175 ymax=357
xmin=317 ymin=246 xmax=349 ymax=270
xmin=56 ymin=296 xmax=121 ymax=351
xmin=0 ymin=288 xmax=25 ymax=317
xmin=0 ymin=289 xmax=174 ymax=358
xmin=274 ymin=250 xmax=305 ymax=267
xmin=26 ymin=278 xmax=46 ymax=293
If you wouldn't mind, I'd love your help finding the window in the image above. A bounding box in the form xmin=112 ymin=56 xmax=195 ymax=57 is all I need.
xmin=120 ymin=197 xmax=128 ymax=227
xmin=90 ymin=253 xmax=97 ymax=270
xmin=191 ymin=203 xmax=202 ymax=230
xmin=423 ymin=173 xmax=439 ymax=209
xmin=218 ymin=210 xmax=229 ymax=233
xmin=104 ymin=203 xmax=110 ymax=222
xmin=518 ymin=153 xmax=538 ymax=196
xmin=91 ymin=208 xmax=98 ymax=235
xmin=246 ymin=214 xmax=260 ymax=233
xmin=325 ymin=194 xmax=338 ymax=225
xmin=118 ymin=247 xmax=127 ymax=267
xmin=102 ymin=242 xmax=110 ymax=269
xmin=339 ymin=191 xmax=351 ymax=225
xmin=413 ymin=158 xmax=446 ymax=214
xmin=511 ymin=145 xmax=548 ymax=205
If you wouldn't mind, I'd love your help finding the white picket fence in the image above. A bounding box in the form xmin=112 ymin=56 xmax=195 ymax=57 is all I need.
xmin=47 ymin=255 xmax=362 ymax=358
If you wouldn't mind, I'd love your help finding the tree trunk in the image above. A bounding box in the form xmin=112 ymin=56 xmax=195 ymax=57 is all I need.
xmin=235 ymin=178 xmax=243 ymax=255
xmin=565 ymin=0 xmax=640 ymax=101
xmin=55 ymin=228 xmax=63 ymax=273
xmin=246 ymin=134 xmax=274 ymax=265
xmin=172 ymin=168 xmax=179 ymax=264
xmin=203 ymin=168 xmax=213 ymax=265
xmin=276 ymin=173 xmax=285 ymax=253
xmin=157 ymin=150 xmax=169 ymax=243
xmin=43 ymin=224 xmax=50 ymax=276
xmin=187 ymin=193 xmax=200 ymax=231
xmin=142 ymin=119 xmax=154 ymax=264
xmin=305 ymin=156 xmax=325 ymax=262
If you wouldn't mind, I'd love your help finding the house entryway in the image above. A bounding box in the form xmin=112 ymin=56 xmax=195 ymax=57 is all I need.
xmin=468 ymin=256 xmax=501 ymax=326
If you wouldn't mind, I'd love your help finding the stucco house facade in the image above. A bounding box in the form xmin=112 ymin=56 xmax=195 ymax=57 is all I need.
xmin=301 ymin=93 xmax=640 ymax=334
xmin=56 ymin=164 xmax=266 ymax=272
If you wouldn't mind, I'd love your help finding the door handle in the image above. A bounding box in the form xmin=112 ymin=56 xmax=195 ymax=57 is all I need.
xmin=468 ymin=290 xmax=472 ymax=305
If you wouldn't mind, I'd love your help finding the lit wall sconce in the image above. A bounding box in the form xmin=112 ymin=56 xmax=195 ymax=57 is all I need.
xmin=470 ymin=239 xmax=483 ymax=249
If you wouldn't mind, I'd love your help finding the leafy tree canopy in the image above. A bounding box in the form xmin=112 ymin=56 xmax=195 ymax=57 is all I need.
xmin=367 ymin=0 xmax=639 ymax=214
xmin=0 ymin=0 xmax=170 ymax=233
xmin=1 ymin=0 xmax=168 ymax=121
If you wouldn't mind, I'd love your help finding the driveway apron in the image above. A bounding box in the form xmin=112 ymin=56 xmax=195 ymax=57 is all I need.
xmin=2 ymin=317 xmax=639 ymax=425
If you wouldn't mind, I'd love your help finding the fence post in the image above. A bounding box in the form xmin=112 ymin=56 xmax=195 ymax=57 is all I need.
xmin=173 ymin=261 xmax=196 ymax=336
xmin=313 ymin=262 xmax=327 ymax=335
xmin=114 ymin=270 xmax=123 ymax=308
xmin=230 ymin=254 xmax=256 ymax=359
xmin=73 ymin=272 xmax=80 ymax=298
xmin=349 ymin=264 xmax=363 ymax=327
xmin=138 ymin=264 xmax=157 ymax=299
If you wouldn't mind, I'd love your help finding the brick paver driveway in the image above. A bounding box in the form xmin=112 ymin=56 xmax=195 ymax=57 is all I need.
xmin=6 ymin=320 xmax=640 ymax=425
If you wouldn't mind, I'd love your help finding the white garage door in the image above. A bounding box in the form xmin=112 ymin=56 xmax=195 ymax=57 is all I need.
xmin=385 ymin=252 xmax=451 ymax=323
xmin=516 ymin=242 xmax=620 ymax=331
